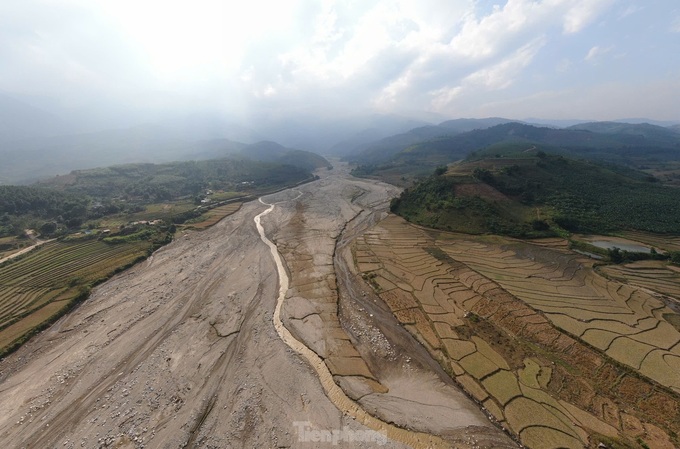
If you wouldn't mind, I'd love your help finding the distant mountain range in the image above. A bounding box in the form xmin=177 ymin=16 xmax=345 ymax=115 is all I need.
xmin=351 ymin=121 xmax=680 ymax=169
xmin=0 ymin=96 xmax=419 ymax=183
xmin=254 ymin=113 xmax=429 ymax=154
xmin=382 ymin=121 xmax=680 ymax=238
xmin=522 ymin=117 xmax=680 ymax=128
xmin=0 ymin=93 xmax=75 ymax=143
xmin=0 ymin=131 xmax=330 ymax=185
xmin=0 ymin=92 xmax=678 ymax=185
xmin=340 ymin=117 xmax=515 ymax=164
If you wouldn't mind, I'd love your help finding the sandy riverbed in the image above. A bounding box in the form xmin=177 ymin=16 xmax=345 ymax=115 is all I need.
xmin=0 ymin=164 xmax=514 ymax=448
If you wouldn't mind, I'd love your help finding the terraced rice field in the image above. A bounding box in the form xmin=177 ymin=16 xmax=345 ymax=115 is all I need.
xmin=188 ymin=202 xmax=242 ymax=229
xmin=439 ymin=238 xmax=680 ymax=391
xmin=0 ymin=239 xmax=149 ymax=353
xmin=622 ymin=231 xmax=680 ymax=253
xmin=353 ymin=215 xmax=680 ymax=449
xmin=600 ymin=261 xmax=680 ymax=302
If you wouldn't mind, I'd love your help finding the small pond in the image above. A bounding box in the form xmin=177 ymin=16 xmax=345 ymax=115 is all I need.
xmin=586 ymin=240 xmax=653 ymax=253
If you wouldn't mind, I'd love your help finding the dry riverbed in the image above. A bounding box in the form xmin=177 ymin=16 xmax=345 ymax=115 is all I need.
xmin=0 ymin=164 xmax=514 ymax=448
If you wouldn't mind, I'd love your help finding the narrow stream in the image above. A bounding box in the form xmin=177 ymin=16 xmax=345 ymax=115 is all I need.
xmin=254 ymin=196 xmax=450 ymax=449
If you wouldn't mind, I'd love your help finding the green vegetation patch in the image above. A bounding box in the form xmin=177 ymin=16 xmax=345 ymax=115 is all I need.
xmin=391 ymin=154 xmax=680 ymax=237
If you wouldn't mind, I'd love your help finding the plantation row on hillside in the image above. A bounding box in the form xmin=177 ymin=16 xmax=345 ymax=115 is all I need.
xmin=391 ymin=154 xmax=680 ymax=237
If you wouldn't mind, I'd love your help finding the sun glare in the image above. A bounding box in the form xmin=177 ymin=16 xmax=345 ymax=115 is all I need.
xmin=99 ymin=0 xmax=300 ymax=82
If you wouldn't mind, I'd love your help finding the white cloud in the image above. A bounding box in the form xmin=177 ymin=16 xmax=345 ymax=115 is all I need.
xmin=463 ymin=37 xmax=546 ymax=89
xmin=429 ymin=37 xmax=545 ymax=112
xmin=5 ymin=0 xmax=658 ymax=122
xmin=562 ymin=0 xmax=616 ymax=34
xmin=585 ymin=45 xmax=613 ymax=63
xmin=429 ymin=86 xmax=463 ymax=111
xmin=447 ymin=0 xmax=615 ymax=60
xmin=367 ymin=0 xmax=620 ymax=116
xmin=373 ymin=69 xmax=417 ymax=110
xmin=449 ymin=0 xmax=544 ymax=59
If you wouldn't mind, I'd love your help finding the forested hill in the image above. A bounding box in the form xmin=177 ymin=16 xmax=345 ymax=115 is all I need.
xmin=0 ymin=186 xmax=88 ymax=227
xmin=42 ymin=158 xmax=312 ymax=199
xmin=237 ymin=141 xmax=331 ymax=172
xmin=390 ymin=153 xmax=680 ymax=238
xmin=1 ymin=158 xmax=313 ymax=238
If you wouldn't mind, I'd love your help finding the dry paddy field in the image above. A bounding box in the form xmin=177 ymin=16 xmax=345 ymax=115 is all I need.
xmin=600 ymin=261 xmax=680 ymax=305
xmin=353 ymin=215 xmax=680 ymax=449
xmin=622 ymin=231 xmax=680 ymax=253
xmin=0 ymin=239 xmax=150 ymax=354
xmin=186 ymin=202 xmax=242 ymax=229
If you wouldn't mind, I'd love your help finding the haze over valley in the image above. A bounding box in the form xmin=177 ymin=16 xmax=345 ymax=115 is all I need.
xmin=2 ymin=2 xmax=680 ymax=449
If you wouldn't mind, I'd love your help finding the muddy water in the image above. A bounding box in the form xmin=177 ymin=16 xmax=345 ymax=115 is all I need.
xmin=578 ymin=235 xmax=654 ymax=253
xmin=588 ymin=240 xmax=652 ymax=253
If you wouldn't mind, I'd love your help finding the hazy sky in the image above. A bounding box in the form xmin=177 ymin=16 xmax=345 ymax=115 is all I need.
xmin=1 ymin=0 xmax=679 ymax=124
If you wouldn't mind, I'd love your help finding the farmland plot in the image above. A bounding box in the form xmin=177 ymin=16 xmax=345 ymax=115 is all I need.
xmin=353 ymin=214 xmax=680 ymax=449
xmin=600 ymin=260 xmax=680 ymax=300
xmin=0 ymin=239 xmax=149 ymax=353
xmin=439 ymin=238 xmax=680 ymax=391
xmin=184 ymin=202 xmax=242 ymax=229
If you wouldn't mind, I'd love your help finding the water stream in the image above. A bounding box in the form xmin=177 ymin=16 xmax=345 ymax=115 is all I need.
xmin=254 ymin=195 xmax=449 ymax=449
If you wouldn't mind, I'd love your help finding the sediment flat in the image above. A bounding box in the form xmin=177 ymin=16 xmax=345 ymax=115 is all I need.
xmin=0 ymin=164 xmax=513 ymax=448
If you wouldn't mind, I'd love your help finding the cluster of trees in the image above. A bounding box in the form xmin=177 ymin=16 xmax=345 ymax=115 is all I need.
xmin=0 ymin=186 xmax=87 ymax=219
xmin=602 ymin=247 xmax=680 ymax=266
xmin=465 ymin=155 xmax=680 ymax=234
xmin=672 ymin=252 xmax=680 ymax=265
xmin=0 ymin=157 xmax=314 ymax=239
xmin=390 ymin=152 xmax=680 ymax=238
xmin=607 ymin=247 xmax=667 ymax=264
xmin=389 ymin=172 xmax=540 ymax=237
xmin=0 ymin=186 xmax=90 ymax=236
xmin=58 ymin=159 xmax=311 ymax=201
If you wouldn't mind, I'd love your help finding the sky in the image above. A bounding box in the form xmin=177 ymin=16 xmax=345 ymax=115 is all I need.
xmin=1 ymin=0 xmax=679 ymax=126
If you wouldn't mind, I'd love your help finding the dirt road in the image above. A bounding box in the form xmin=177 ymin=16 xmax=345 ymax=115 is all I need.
xmin=0 ymin=164 xmax=514 ymax=448
xmin=0 ymin=238 xmax=55 ymax=264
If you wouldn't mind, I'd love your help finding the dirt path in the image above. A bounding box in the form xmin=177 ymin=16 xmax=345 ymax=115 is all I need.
xmin=0 ymin=238 xmax=55 ymax=264
xmin=0 ymin=163 xmax=513 ymax=448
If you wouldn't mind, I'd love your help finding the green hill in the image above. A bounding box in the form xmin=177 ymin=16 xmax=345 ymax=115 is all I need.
xmin=239 ymin=141 xmax=331 ymax=172
xmin=42 ymin=158 xmax=312 ymax=200
xmin=391 ymin=153 xmax=680 ymax=237
xmin=0 ymin=157 xmax=314 ymax=238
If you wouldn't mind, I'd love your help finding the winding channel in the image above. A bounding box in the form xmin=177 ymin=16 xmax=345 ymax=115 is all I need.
xmin=255 ymin=195 xmax=450 ymax=449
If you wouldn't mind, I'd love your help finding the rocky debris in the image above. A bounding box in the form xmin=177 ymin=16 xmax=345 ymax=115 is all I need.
xmin=0 ymin=163 xmax=513 ymax=448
